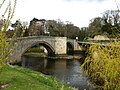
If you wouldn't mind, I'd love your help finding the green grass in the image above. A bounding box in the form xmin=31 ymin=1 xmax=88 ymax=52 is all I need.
xmin=24 ymin=52 xmax=47 ymax=57
xmin=24 ymin=46 xmax=47 ymax=57
xmin=26 ymin=46 xmax=44 ymax=53
xmin=0 ymin=65 xmax=73 ymax=90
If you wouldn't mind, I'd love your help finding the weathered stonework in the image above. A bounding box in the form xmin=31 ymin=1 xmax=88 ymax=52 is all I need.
xmin=11 ymin=36 xmax=67 ymax=62
xmin=67 ymin=39 xmax=81 ymax=51
xmin=9 ymin=36 xmax=84 ymax=63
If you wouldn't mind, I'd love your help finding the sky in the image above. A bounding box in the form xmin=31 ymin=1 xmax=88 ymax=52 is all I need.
xmin=0 ymin=0 xmax=119 ymax=28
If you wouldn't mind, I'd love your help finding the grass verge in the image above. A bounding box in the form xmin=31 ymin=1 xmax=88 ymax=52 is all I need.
xmin=0 ymin=65 xmax=73 ymax=90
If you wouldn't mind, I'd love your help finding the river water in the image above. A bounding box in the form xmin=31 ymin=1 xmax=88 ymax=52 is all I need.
xmin=16 ymin=54 xmax=96 ymax=90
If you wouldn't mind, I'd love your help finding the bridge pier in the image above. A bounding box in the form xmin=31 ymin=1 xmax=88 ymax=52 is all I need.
xmin=53 ymin=37 xmax=67 ymax=55
xmin=67 ymin=39 xmax=81 ymax=54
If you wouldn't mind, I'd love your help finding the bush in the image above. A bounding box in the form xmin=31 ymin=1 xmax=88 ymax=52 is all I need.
xmin=81 ymin=41 xmax=120 ymax=89
xmin=0 ymin=0 xmax=17 ymax=69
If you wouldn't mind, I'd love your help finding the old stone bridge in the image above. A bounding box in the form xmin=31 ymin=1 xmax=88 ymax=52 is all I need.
xmin=10 ymin=36 xmax=81 ymax=62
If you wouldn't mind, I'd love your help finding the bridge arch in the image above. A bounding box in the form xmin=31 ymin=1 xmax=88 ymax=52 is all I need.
xmin=22 ymin=41 xmax=55 ymax=56
xmin=67 ymin=42 xmax=74 ymax=55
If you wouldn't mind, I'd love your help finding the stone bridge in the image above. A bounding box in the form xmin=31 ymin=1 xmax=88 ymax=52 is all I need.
xmin=10 ymin=36 xmax=81 ymax=62
xmin=67 ymin=39 xmax=81 ymax=53
xmin=11 ymin=36 xmax=66 ymax=62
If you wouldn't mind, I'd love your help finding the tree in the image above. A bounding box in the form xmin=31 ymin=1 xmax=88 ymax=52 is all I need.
xmin=65 ymin=23 xmax=80 ymax=39
xmin=47 ymin=20 xmax=64 ymax=36
xmin=102 ymin=10 xmax=120 ymax=25
xmin=102 ymin=10 xmax=120 ymax=38
xmin=79 ymin=27 xmax=88 ymax=41
xmin=0 ymin=0 xmax=17 ymax=70
xmin=12 ymin=20 xmax=27 ymax=37
xmin=86 ymin=17 xmax=103 ymax=38
xmin=47 ymin=19 xmax=80 ymax=39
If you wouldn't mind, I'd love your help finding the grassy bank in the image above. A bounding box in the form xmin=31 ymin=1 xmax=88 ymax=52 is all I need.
xmin=24 ymin=46 xmax=47 ymax=57
xmin=0 ymin=65 xmax=73 ymax=90
xmin=81 ymin=42 xmax=120 ymax=90
xmin=24 ymin=52 xmax=47 ymax=57
xmin=26 ymin=46 xmax=44 ymax=53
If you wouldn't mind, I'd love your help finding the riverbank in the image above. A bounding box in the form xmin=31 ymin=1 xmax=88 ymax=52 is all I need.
xmin=24 ymin=52 xmax=83 ymax=60
xmin=24 ymin=52 xmax=47 ymax=57
xmin=48 ymin=55 xmax=82 ymax=59
xmin=0 ymin=65 xmax=73 ymax=90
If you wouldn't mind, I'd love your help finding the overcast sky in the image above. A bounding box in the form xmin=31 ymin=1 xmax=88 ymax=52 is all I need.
xmin=1 ymin=0 xmax=119 ymax=28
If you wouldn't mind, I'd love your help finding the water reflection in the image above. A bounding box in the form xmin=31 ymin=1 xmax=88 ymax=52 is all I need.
xmin=20 ymin=55 xmax=94 ymax=90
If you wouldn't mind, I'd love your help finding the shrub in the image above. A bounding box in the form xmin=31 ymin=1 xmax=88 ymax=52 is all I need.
xmin=0 ymin=0 xmax=17 ymax=69
xmin=81 ymin=41 xmax=120 ymax=89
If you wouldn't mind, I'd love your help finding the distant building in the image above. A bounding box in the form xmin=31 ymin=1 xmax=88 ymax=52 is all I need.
xmin=87 ymin=35 xmax=110 ymax=41
xmin=28 ymin=18 xmax=49 ymax=36
xmin=93 ymin=35 xmax=110 ymax=40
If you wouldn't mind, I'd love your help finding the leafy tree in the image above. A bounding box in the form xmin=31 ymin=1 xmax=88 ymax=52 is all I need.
xmin=47 ymin=19 xmax=80 ymax=39
xmin=12 ymin=20 xmax=26 ymax=37
xmin=5 ymin=20 xmax=26 ymax=38
xmin=0 ymin=0 xmax=17 ymax=70
xmin=65 ymin=23 xmax=80 ymax=39
xmin=86 ymin=17 xmax=103 ymax=38
xmin=79 ymin=27 xmax=88 ymax=41
xmin=22 ymin=21 xmax=29 ymax=37
xmin=83 ymin=10 xmax=120 ymax=39
xmin=47 ymin=20 xmax=64 ymax=36
xmin=102 ymin=10 xmax=120 ymax=38
xmin=23 ymin=28 xmax=29 ymax=37
xmin=102 ymin=10 xmax=119 ymax=25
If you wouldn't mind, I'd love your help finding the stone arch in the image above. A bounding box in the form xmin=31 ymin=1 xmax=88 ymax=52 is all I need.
xmin=23 ymin=41 xmax=55 ymax=56
xmin=67 ymin=42 xmax=74 ymax=55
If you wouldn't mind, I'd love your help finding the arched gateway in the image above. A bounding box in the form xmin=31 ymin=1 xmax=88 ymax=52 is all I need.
xmin=11 ymin=36 xmax=67 ymax=62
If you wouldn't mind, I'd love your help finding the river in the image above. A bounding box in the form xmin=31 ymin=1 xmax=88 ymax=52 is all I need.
xmin=16 ymin=54 xmax=96 ymax=90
